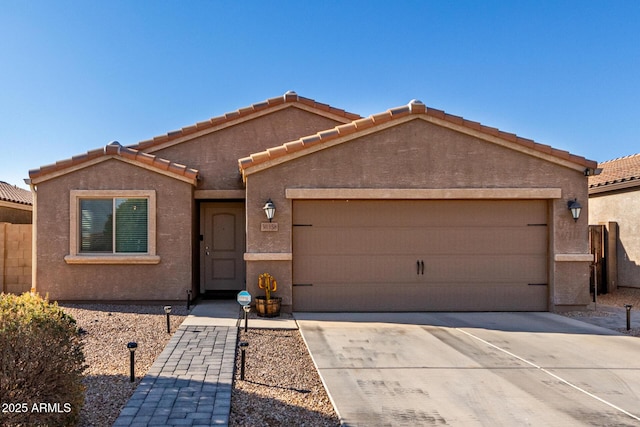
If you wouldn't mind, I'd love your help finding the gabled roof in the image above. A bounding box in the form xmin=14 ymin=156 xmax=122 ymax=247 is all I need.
xmin=589 ymin=153 xmax=640 ymax=194
xmin=29 ymin=142 xmax=199 ymax=185
xmin=0 ymin=181 xmax=32 ymax=205
xmin=133 ymin=91 xmax=361 ymax=153
xmin=239 ymin=100 xmax=599 ymax=180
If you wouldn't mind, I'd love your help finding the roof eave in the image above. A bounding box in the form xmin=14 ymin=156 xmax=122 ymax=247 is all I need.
xmin=30 ymin=144 xmax=199 ymax=186
xmin=135 ymin=92 xmax=361 ymax=154
xmin=240 ymin=105 xmax=598 ymax=181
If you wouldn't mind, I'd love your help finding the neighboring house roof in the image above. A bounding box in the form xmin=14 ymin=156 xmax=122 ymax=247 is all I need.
xmin=29 ymin=142 xmax=199 ymax=185
xmin=133 ymin=91 xmax=362 ymax=153
xmin=0 ymin=181 xmax=32 ymax=205
xmin=239 ymin=100 xmax=599 ymax=179
xmin=589 ymin=153 xmax=640 ymax=194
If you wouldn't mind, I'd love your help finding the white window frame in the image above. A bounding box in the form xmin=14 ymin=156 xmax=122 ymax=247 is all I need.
xmin=65 ymin=190 xmax=160 ymax=264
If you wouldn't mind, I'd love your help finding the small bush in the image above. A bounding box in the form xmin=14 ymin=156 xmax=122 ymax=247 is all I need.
xmin=0 ymin=293 xmax=86 ymax=427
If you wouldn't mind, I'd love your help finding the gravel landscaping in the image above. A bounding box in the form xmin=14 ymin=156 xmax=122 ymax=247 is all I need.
xmin=59 ymin=304 xmax=189 ymax=427
xmin=559 ymin=287 xmax=640 ymax=337
xmin=229 ymin=328 xmax=339 ymax=427
xmin=38 ymin=288 xmax=640 ymax=426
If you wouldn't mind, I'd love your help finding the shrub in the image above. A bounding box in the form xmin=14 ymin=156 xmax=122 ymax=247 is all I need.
xmin=0 ymin=293 xmax=86 ymax=427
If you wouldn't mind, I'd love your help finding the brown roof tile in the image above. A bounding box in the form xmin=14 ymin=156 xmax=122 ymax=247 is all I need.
xmin=0 ymin=181 xmax=32 ymax=205
xmin=589 ymin=153 xmax=640 ymax=189
xmin=29 ymin=142 xmax=199 ymax=184
xmin=129 ymin=91 xmax=361 ymax=152
xmin=239 ymin=100 xmax=599 ymax=173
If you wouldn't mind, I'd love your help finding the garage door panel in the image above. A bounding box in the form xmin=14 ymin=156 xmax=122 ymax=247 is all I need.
xmin=292 ymin=282 xmax=548 ymax=312
xmin=293 ymin=200 xmax=549 ymax=311
xmin=294 ymin=227 xmax=547 ymax=255
xmin=294 ymin=255 xmax=427 ymax=283
xmin=425 ymin=255 xmax=548 ymax=283
xmin=294 ymin=254 xmax=547 ymax=284
xmin=293 ymin=200 xmax=547 ymax=227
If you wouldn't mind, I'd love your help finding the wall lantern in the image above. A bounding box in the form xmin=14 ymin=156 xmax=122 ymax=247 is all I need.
xmin=568 ymin=199 xmax=582 ymax=222
xmin=263 ymin=199 xmax=276 ymax=222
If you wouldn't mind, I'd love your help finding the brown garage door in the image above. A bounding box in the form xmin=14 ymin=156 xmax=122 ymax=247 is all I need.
xmin=292 ymin=200 xmax=548 ymax=311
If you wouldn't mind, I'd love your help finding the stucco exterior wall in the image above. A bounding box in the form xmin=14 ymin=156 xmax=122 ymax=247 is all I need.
xmin=153 ymin=107 xmax=345 ymax=190
xmin=590 ymin=189 xmax=640 ymax=288
xmin=244 ymin=119 xmax=591 ymax=310
xmin=34 ymin=159 xmax=194 ymax=301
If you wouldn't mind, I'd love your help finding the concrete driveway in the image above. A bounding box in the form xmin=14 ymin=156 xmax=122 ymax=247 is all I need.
xmin=295 ymin=312 xmax=640 ymax=426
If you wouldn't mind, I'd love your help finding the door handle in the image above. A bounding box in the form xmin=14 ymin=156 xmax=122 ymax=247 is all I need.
xmin=417 ymin=260 xmax=420 ymax=275
xmin=421 ymin=260 xmax=425 ymax=275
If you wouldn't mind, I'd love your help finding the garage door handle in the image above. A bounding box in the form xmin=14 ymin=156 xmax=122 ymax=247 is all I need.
xmin=421 ymin=260 xmax=425 ymax=275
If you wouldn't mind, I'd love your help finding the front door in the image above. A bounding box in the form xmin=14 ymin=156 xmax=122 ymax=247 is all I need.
xmin=201 ymin=202 xmax=245 ymax=292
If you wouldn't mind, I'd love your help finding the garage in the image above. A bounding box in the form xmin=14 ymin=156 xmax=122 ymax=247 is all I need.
xmin=240 ymin=101 xmax=597 ymax=312
xmin=292 ymin=199 xmax=549 ymax=311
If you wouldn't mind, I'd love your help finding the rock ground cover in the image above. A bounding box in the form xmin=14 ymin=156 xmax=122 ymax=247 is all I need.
xmin=59 ymin=304 xmax=188 ymax=427
xmin=229 ymin=328 xmax=340 ymax=426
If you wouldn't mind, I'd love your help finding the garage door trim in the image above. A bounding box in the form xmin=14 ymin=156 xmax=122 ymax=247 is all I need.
xmin=286 ymin=187 xmax=562 ymax=200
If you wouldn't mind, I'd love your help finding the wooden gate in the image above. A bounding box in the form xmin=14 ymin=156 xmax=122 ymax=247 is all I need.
xmin=589 ymin=224 xmax=605 ymax=294
xmin=589 ymin=222 xmax=618 ymax=294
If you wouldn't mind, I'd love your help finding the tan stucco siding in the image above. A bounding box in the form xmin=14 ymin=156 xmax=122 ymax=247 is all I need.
xmin=152 ymin=107 xmax=344 ymax=191
xmin=590 ymin=190 xmax=640 ymax=288
xmin=34 ymin=159 xmax=194 ymax=301
xmin=244 ymin=119 xmax=591 ymax=310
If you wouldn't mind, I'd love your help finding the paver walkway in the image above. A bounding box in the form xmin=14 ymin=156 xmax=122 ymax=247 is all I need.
xmin=114 ymin=326 xmax=237 ymax=426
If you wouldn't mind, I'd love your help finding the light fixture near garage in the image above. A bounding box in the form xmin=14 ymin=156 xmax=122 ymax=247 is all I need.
xmin=567 ymin=199 xmax=582 ymax=222
xmin=263 ymin=199 xmax=276 ymax=222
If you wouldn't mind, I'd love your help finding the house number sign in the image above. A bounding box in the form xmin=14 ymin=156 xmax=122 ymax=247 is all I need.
xmin=261 ymin=222 xmax=278 ymax=232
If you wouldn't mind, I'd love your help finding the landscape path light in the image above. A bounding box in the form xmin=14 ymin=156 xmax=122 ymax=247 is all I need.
xmin=187 ymin=289 xmax=192 ymax=310
xmin=239 ymin=341 xmax=249 ymax=380
xmin=243 ymin=305 xmax=251 ymax=332
xmin=164 ymin=305 xmax=172 ymax=334
xmin=625 ymin=304 xmax=633 ymax=331
xmin=127 ymin=342 xmax=137 ymax=382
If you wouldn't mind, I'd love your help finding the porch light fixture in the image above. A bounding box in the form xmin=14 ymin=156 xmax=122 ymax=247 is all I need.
xmin=263 ymin=199 xmax=276 ymax=222
xmin=567 ymin=199 xmax=582 ymax=222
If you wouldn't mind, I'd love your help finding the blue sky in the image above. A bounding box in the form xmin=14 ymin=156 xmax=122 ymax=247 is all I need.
xmin=1 ymin=1 xmax=639 ymax=189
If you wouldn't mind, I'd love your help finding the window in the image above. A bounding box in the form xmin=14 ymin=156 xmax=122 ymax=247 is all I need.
xmin=80 ymin=198 xmax=148 ymax=253
xmin=66 ymin=190 xmax=159 ymax=264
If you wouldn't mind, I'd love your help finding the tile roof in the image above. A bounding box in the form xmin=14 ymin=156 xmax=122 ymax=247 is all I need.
xmin=0 ymin=181 xmax=32 ymax=205
xmin=239 ymin=100 xmax=599 ymax=174
xmin=589 ymin=153 xmax=640 ymax=191
xmin=133 ymin=91 xmax=362 ymax=151
xmin=29 ymin=142 xmax=199 ymax=184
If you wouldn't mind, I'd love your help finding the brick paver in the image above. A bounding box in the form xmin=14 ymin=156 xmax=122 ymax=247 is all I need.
xmin=113 ymin=325 xmax=237 ymax=427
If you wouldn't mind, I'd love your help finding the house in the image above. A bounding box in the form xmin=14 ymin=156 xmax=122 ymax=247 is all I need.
xmin=0 ymin=181 xmax=32 ymax=224
xmin=28 ymin=92 xmax=597 ymax=311
xmin=589 ymin=153 xmax=640 ymax=290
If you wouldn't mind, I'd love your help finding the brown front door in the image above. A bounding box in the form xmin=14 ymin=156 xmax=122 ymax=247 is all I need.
xmin=201 ymin=202 xmax=245 ymax=291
